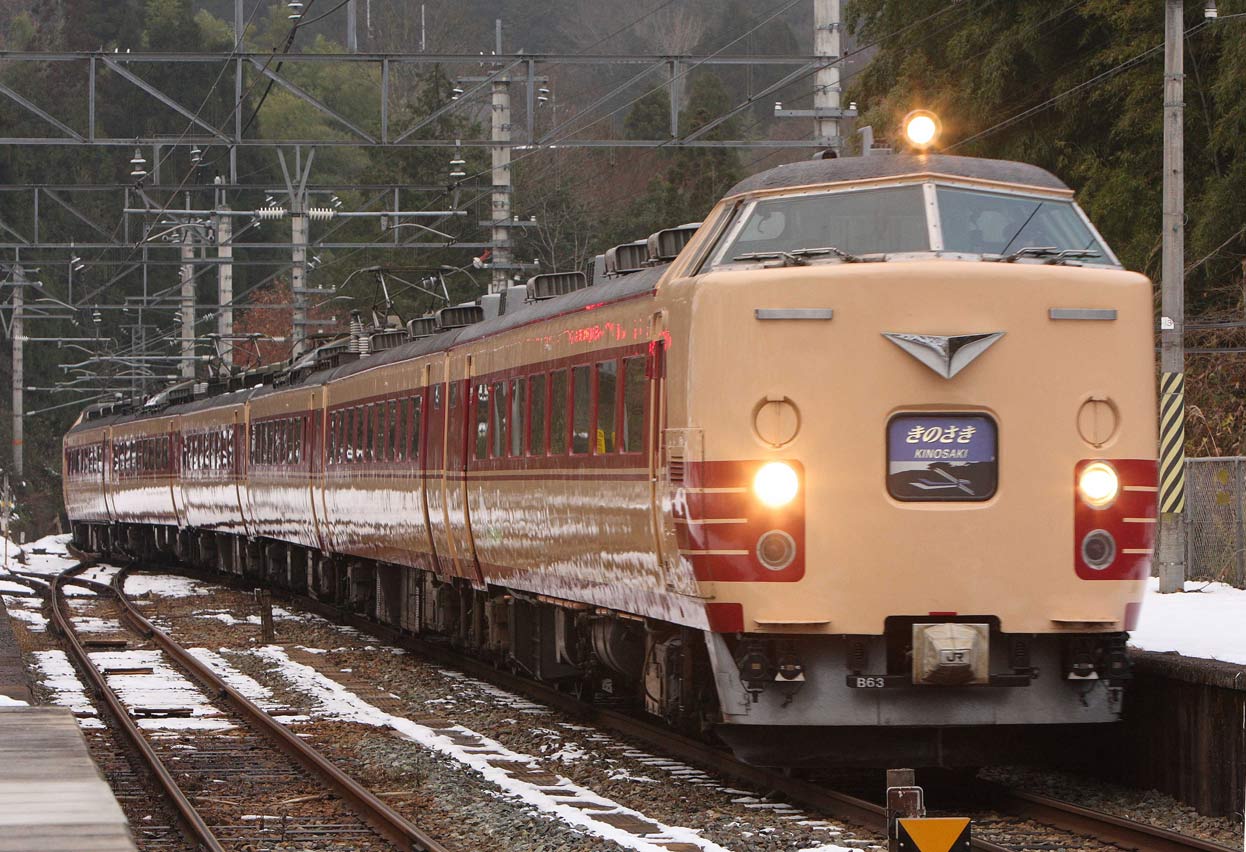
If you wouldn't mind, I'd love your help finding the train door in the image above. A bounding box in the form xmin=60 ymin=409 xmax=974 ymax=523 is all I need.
xmin=423 ymin=359 xmax=454 ymax=579
xmin=416 ymin=364 xmax=442 ymax=572
xmin=648 ymin=313 xmax=702 ymax=596
xmin=170 ymin=419 xmax=187 ymax=528
xmin=444 ymin=353 xmax=484 ymax=584
xmin=231 ymin=409 xmax=248 ymax=536
xmin=102 ymin=428 xmax=117 ymax=523
xmin=307 ymin=390 xmax=326 ymax=552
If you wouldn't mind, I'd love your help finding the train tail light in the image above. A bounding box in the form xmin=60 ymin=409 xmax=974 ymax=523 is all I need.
xmin=753 ymin=461 xmax=799 ymax=507
xmin=1077 ymin=460 xmax=1119 ymax=509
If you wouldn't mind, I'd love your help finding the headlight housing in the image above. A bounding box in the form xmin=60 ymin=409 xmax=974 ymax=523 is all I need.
xmin=753 ymin=461 xmax=799 ymax=508
xmin=1078 ymin=461 xmax=1119 ymax=509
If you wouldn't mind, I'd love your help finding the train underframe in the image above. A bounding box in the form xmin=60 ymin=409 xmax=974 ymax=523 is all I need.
xmin=76 ymin=520 xmax=1133 ymax=769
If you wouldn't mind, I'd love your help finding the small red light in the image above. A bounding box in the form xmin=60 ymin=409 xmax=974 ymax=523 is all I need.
xmin=928 ymin=611 xmax=957 ymax=617
xmin=706 ymin=602 xmax=745 ymax=633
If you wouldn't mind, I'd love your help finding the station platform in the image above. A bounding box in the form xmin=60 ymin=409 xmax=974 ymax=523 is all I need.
xmin=0 ymin=589 xmax=137 ymax=851
xmin=0 ymin=595 xmax=33 ymax=704
xmin=0 ymin=707 xmax=137 ymax=851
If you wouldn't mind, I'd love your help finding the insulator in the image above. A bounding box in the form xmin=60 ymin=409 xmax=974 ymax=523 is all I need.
xmin=307 ymin=207 xmax=337 ymax=222
xmin=254 ymin=206 xmax=287 ymax=220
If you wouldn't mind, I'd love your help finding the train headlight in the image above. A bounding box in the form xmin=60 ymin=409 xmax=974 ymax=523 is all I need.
xmin=1078 ymin=461 xmax=1119 ymax=509
xmin=902 ymin=110 xmax=941 ymax=149
xmin=754 ymin=461 xmax=799 ymax=508
xmin=1081 ymin=529 xmax=1117 ymax=570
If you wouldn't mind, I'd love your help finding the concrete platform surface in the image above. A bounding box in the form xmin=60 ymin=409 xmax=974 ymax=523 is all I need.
xmin=0 ymin=706 xmax=136 ymax=851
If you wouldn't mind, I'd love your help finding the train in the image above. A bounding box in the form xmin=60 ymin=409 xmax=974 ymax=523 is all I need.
xmin=64 ymin=151 xmax=1156 ymax=767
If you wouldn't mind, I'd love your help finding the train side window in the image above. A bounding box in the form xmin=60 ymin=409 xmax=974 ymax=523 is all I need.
xmin=491 ymin=380 xmax=508 ymax=458
xmin=596 ymin=360 xmax=618 ymax=454
xmin=359 ymin=406 xmax=370 ymax=463
xmin=571 ymin=366 xmax=591 ymax=454
xmin=433 ymin=383 xmax=442 ymax=410
xmin=474 ymin=384 xmax=489 ymax=460
xmin=327 ymin=413 xmax=337 ymax=464
xmin=450 ymin=381 xmax=460 ymax=409
xmin=416 ymin=398 xmax=426 ymax=463
xmin=510 ymin=378 xmax=526 ymax=458
xmin=390 ymin=400 xmax=402 ymax=461
xmin=375 ymin=404 xmax=385 ymax=462
xmin=549 ymin=370 xmax=568 ymax=454
xmin=623 ymin=357 xmax=645 ymax=453
xmin=528 ymin=374 xmax=546 ymax=456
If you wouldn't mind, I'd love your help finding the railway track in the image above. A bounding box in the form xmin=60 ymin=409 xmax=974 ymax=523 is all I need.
xmin=45 ymin=558 xmax=449 ymax=852
xmin=63 ymin=558 xmax=1236 ymax=852
xmin=227 ymin=570 xmax=1231 ymax=852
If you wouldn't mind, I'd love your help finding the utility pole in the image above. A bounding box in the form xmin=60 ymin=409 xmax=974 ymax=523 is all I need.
xmin=180 ymin=225 xmax=196 ymax=380
xmin=490 ymin=19 xmax=512 ymax=295
xmin=774 ymin=2 xmax=854 ymax=152
xmin=279 ymin=146 xmax=316 ymax=361
xmin=813 ymin=0 xmax=842 ymax=152
xmin=11 ymin=266 xmax=23 ymax=479
xmin=215 ymin=180 xmax=234 ymax=378
xmin=1158 ymin=0 xmax=1187 ymax=593
xmin=291 ymin=195 xmax=308 ymax=359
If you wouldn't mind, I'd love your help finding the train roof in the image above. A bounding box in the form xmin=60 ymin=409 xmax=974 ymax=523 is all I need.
xmin=725 ymin=154 xmax=1069 ymax=198
xmin=66 ymin=264 xmax=668 ymax=433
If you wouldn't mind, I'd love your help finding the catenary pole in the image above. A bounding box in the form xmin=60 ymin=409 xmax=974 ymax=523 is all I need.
xmin=490 ymin=19 xmax=512 ymax=295
xmin=11 ymin=266 xmax=24 ymax=478
xmin=813 ymin=0 xmax=842 ymax=152
xmin=1158 ymin=0 xmax=1187 ymax=593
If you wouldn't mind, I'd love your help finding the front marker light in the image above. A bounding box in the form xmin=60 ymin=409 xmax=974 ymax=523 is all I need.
xmin=1078 ymin=461 xmax=1119 ymax=509
xmin=754 ymin=461 xmax=799 ymax=508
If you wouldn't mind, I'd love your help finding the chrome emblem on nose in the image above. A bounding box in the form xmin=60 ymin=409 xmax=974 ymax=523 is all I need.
xmin=882 ymin=332 xmax=1005 ymax=379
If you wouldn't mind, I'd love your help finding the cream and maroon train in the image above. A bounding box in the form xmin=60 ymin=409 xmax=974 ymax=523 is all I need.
xmin=64 ymin=154 xmax=1156 ymax=766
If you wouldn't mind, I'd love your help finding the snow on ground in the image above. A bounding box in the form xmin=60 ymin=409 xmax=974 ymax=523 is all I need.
xmin=1130 ymin=577 xmax=1246 ymax=666
xmin=20 ymin=534 xmax=77 ymax=576
xmin=124 ymin=573 xmax=211 ymax=598
xmin=0 ymin=579 xmax=31 ymax=594
xmin=31 ymin=650 xmax=103 ymax=728
xmin=0 ymin=694 xmax=28 ymax=706
xmin=254 ymin=644 xmax=738 ymax=852
xmin=89 ymin=649 xmax=233 ymax=731
xmin=186 ymin=647 xmax=308 ymax=723
xmin=3 ymin=596 xmax=46 ymax=631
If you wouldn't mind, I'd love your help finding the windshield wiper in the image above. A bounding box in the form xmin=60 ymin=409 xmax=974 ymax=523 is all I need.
xmin=731 ymin=245 xmax=860 ymax=266
xmin=997 ymin=246 xmax=1100 ymax=264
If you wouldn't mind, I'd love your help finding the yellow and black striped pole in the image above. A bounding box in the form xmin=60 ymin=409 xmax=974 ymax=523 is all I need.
xmin=1159 ymin=372 xmax=1185 ymax=514
xmin=1157 ymin=370 xmax=1186 ymax=593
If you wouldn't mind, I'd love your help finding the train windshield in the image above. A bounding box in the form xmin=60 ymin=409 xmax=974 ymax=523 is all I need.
xmin=936 ymin=187 xmax=1112 ymax=263
xmin=713 ymin=185 xmax=929 ymax=264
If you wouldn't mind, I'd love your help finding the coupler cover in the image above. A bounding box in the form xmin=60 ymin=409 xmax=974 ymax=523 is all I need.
xmin=912 ymin=623 xmax=989 ymax=685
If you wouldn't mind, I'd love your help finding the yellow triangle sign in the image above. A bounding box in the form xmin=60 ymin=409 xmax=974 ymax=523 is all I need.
xmin=898 ymin=817 xmax=971 ymax=852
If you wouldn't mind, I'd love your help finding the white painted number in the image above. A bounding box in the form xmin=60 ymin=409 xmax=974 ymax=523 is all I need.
xmin=854 ymin=676 xmax=886 ymax=688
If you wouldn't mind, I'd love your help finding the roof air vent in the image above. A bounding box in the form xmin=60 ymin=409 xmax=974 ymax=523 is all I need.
xmin=647 ymin=222 xmax=701 ymax=263
xmin=369 ymin=329 xmax=408 ymax=353
xmin=408 ymin=316 xmax=437 ymax=339
xmin=604 ymin=240 xmax=649 ymax=276
xmin=436 ymin=304 xmax=485 ymax=330
xmin=528 ymin=271 xmax=588 ymax=300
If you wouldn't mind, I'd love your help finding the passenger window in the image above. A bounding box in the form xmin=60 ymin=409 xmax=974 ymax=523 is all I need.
xmin=596 ymin=360 xmax=618 ymax=454
xmin=572 ymin=366 xmax=591 ymax=454
xmin=549 ymin=370 xmax=568 ymax=454
xmin=390 ymin=400 xmax=402 ymax=461
xmin=528 ymin=374 xmax=546 ymax=456
xmin=372 ymin=403 xmax=384 ymax=462
xmin=510 ymin=378 xmax=526 ymax=458
xmin=327 ymin=413 xmax=337 ymax=464
xmin=475 ymin=384 xmax=489 ymax=460
xmin=491 ymin=380 xmax=508 ymax=458
xmin=622 ymin=357 xmax=646 ymax=453
xmin=409 ymin=397 xmax=421 ymax=460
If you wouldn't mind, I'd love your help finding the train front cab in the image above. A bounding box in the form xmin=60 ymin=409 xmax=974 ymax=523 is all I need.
xmin=660 ymin=161 xmax=1158 ymax=766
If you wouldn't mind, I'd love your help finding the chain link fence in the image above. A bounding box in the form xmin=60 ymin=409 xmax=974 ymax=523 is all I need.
xmin=1185 ymin=457 xmax=1246 ymax=588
